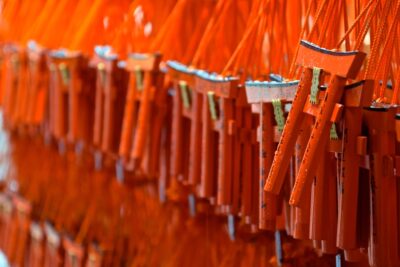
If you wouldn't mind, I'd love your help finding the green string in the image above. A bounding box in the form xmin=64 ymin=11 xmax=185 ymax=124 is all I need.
xmin=58 ymin=63 xmax=70 ymax=87
xmin=207 ymin=92 xmax=218 ymax=120
xmin=135 ymin=65 xmax=143 ymax=91
xmin=330 ymin=123 xmax=339 ymax=140
xmin=272 ymin=99 xmax=285 ymax=132
xmin=310 ymin=67 xmax=321 ymax=104
xmin=97 ymin=63 xmax=106 ymax=87
xmin=179 ymin=80 xmax=190 ymax=108
xmin=11 ymin=55 xmax=19 ymax=74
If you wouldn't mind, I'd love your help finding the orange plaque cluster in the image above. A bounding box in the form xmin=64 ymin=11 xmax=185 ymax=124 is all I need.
xmin=0 ymin=0 xmax=399 ymax=266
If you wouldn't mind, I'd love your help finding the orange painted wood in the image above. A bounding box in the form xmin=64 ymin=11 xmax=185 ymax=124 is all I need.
xmin=240 ymin=109 xmax=253 ymax=218
xmin=364 ymin=107 xmax=399 ymax=267
xmin=264 ymin=68 xmax=313 ymax=195
xmin=229 ymin=106 xmax=243 ymax=215
xmin=63 ymin=238 xmax=84 ymax=267
xmin=216 ymin=98 xmax=234 ymax=206
xmin=169 ymin=76 xmax=188 ymax=183
xmin=289 ymin=43 xmax=366 ymax=206
xmin=26 ymin=44 xmax=49 ymax=127
xmin=309 ymin=146 xmax=325 ymax=242
xmin=43 ymin=223 xmax=64 ymax=267
xmin=199 ymin=90 xmax=217 ymax=198
xmin=118 ymin=71 xmax=138 ymax=160
xmin=336 ymin=108 xmax=362 ymax=250
xmin=188 ymin=89 xmax=203 ymax=186
xmin=127 ymin=54 xmax=162 ymax=170
xmin=28 ymin=222 xmax=45 ymax=267
xmin=266 ymin=41 xmax=366 ymax=198
xmin=258 ymin=103 xmax=277 ymax=230
xmin=320 ymin=153 xmax=337 ymax=255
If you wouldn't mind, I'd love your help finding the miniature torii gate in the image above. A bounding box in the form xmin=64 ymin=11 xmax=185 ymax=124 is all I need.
xmin=245 ymin=78 xmax=298 ymax=231
xmin=119 ymin=52 xmax=166 ymax=180
xmin=363 ymin=106 xmax=398 ymax=267
xmin=26 ymin=42 xmax=49 ymax=131
xmin=302 ymin=79 xmax=374 ymax=257
xmin=265 ymin=40 xmax=366 ymax=202
xmin=2 ymin=44 xmax=25 ymax=130
xmin=195 ymin=71 xmax=261 ymax=233
xmin=92 ymin=48 xmax=127 ymax=169
xmin=167 ymin=61 xmax=199 ymax=187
